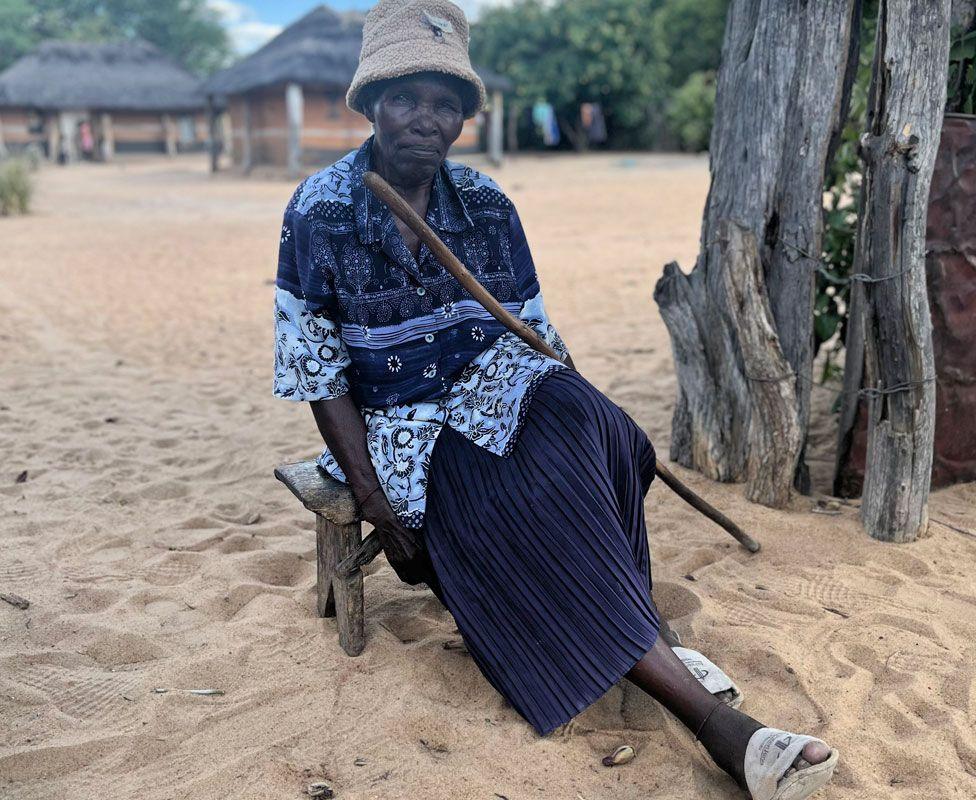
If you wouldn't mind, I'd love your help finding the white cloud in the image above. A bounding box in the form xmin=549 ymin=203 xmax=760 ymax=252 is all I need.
xmin=208 ymin=0 xmax=283 ymax=54
xmin=453 ymin=0 xmax=516 ymax=21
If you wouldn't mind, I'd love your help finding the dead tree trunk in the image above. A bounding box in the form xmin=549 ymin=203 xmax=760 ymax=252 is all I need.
xmin=653 ymin=0 xmax=861 ymax=506
xmin=855 ymin=0 xmax=950 ymax=542
xmin=720 ymin=222 xmax=804 ymax=506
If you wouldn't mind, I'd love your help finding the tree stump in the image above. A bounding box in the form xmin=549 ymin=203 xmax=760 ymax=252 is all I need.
xmin=654 ymin=0 xmax=861 ymax=502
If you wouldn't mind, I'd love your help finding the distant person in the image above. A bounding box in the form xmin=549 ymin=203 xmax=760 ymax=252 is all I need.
xmin=271 ymin=3 xmax=838 ymax=798
xmin=79 ymin=120 xmax=95 ymax=160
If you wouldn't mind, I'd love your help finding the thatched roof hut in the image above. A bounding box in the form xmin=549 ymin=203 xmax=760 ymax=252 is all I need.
xmin=0 ymin=40 xmax=205 ymax=111
xmin=204 ymin=5 xmax=512 ymax=174
xmin=0 ymin=40 xmax=207 ymax=161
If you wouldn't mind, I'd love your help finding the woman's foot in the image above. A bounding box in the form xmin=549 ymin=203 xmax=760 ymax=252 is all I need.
xmin=697 ymin=704 xmax=834 ymax=797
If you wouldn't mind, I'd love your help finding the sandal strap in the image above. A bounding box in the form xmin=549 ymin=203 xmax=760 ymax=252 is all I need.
xmin=673 ymin=647 xmax=738 ymax=695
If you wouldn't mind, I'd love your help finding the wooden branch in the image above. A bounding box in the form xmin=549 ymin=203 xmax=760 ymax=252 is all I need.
xmin=1 ymin=592 xmax=30 ymax=610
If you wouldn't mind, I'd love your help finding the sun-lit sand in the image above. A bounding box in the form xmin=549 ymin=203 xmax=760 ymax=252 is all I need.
xmin=1 ymin=153 xmax=974 ymax=799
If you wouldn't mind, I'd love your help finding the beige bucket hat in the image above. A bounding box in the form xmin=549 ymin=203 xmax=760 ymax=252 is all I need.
xmin=347 ymin=0 xmax=487 ymax=119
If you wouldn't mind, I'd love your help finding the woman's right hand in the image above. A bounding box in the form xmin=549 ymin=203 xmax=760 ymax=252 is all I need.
xmin=358 ymin=488 xmax=420 ymax=568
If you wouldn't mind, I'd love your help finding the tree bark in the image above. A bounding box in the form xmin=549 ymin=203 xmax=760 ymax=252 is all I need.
xmin=856 ymin=0 xmax=950 ymax=542
xmin=654 ymin=0 xmax=860 ymax=503
xmin=719 ymin=222 xmax=803 ymax=507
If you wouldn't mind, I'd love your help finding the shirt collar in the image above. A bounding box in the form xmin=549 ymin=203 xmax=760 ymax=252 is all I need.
xmin=350 ymin=136 xmax=474 ymax=246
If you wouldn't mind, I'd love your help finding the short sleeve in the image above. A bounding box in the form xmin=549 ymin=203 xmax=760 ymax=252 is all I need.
xmin=509 ymin=207 xmax=569 ymax=362
xmin=273 ymin=206 xmax=352 ymax=402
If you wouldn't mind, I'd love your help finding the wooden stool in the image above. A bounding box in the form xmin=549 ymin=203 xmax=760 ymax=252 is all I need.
xmin=274 ymin=460 xmax=370 ymax=656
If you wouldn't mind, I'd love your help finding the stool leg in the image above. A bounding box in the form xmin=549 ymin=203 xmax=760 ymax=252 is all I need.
xmin=315 ymin=514 xmax=337 ymax=618
xmin=317 ymin=515 xmax=365 ymax=656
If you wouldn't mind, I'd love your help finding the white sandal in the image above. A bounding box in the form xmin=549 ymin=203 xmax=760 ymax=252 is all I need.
xmin=674 ymin=646 xmax=744 ymax=709
xmin=744 ymin=728 xmax=839 ymax=800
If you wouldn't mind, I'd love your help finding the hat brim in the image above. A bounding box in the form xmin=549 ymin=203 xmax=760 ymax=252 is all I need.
xmin=346 ymin=41 xmax=487 ymax=119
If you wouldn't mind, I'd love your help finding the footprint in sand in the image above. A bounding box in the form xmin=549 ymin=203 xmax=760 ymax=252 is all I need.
xmin=62 ymin=587 xmax=121 ymax=614
xmin=216 ymin=533 xmax=266 ymax=554
xmin=82 ymin=629 xmax=167 ymax=668
xmin=377 ymin=594 xmax=451 ymax=645
xmin=0 ymin=559 xmax=42 ymax=585
xmin=10 ymin=658 xmax=144 ymax=729
xmin=236 ymin=550 xmax=311 ymax=588
xmin=139 ymin=551 xmax=203 ymax=586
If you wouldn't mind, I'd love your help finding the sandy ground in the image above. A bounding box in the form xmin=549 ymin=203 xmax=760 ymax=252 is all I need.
xmin=1 ymin=153 xmax=975 ymax=800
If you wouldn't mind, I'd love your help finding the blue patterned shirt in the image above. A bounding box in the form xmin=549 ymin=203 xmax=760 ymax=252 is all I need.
xmin=274 ymin=138 xmax=569 ymax=527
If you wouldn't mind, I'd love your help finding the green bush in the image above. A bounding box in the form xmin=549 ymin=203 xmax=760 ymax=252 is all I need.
xmin=665 ymin=70 xmax=716 ymax=152
xmin=0 ymin=157 xmax=33 ymax=216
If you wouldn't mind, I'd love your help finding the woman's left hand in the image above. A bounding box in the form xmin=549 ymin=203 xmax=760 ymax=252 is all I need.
xmin=360 ymin=490 xmax=421 ymax=568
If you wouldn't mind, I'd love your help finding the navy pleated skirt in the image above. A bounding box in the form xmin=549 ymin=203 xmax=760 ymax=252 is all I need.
xmin=420 ymin=368 xmax=661 ymax=736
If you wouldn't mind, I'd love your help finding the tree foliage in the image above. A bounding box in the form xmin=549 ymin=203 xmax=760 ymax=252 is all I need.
xmin=666 ymin=70 xmax=716 ymax=151
xmin=0 ymin=0 xmax=231 ymax=75
xmin=471 ymin=0 xmax=728 ymax=149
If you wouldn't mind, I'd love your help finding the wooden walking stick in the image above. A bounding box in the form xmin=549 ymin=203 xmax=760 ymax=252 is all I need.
xmin=347 ymin=171 xmax=761 ymax=564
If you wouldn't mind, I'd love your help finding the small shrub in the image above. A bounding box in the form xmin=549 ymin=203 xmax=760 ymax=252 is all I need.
xmin=0 ymin=158 xmax=33 ymax=216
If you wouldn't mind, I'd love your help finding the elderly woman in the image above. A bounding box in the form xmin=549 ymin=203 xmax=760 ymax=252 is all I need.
xmin=273 ymin=2 xmax=838 ymax=798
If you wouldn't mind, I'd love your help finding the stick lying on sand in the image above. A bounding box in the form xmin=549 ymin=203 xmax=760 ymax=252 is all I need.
xmin=339 ymin=171 xmax=761 ymax=571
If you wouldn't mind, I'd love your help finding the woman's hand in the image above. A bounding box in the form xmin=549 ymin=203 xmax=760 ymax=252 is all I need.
xmin=358 ymin=488 xmax=420 ymax=568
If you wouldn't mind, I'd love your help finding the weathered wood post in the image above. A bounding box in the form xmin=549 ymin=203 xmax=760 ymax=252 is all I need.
xmin=855 ymin=0 xmax=951 ymax=542
xmin=653 ymin=0 xmax=861 ymax=506
xmin=162 ymin=113 xmax=177 ymax=157
xmin=285 ymin=82 xmax=304 ymax=177
xmin=58 ymin=112 xmax=77 ymax=163
xmin=241 ymin=95 xmax=253 ymax=173
xmin=488 ymin=88 xmax=504 ymax=166
xmin=207 ymin=99 xmax=221 ymax=174
xmin=46 ymin=113 xmax=60 ymax=162
xmin=0 ymin=112 xmax=8 ymax=159
xmin=100 ymin=112 xmax=114 ymax=161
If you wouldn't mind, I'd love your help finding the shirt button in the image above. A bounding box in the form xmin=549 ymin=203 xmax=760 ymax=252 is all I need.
xmin=416 ymin=287 xmax=426 ymax=296
xmin=424 ymin=333 xmax=435 ymax=343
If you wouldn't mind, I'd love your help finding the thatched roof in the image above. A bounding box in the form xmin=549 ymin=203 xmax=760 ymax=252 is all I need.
xmin=0 ymin=40 xmax=205 ymax=111
xmin=204 ymin=5 xmax=513 ymax=98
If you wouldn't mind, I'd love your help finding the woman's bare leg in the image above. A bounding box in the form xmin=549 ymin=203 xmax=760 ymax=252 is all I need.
xmin=626 ymin=616 xmax=830 ymax=791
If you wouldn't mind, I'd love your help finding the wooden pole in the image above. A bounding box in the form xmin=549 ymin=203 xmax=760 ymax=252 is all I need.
xmin=58 ymin=112 xmax=77 ymax=163
xmin=207 ymin=99 xmax=220 ymax=173
xmin=242 ymin=96 xmax=253 ymax=173
xmin=100 ymin=112 xmax=114 ymax=162
xmin=363 ymin=170 xmax=761 ymax=554
xmin=47 ymin=113 xmax=60 ymax=162
xmin=162 ymin=113 xmax=177 ymax=157
xmin=488 ymin=89 xmax=504 ymax=167
xmin=856 ymin=0 xmax=950 ymax=542
xmin=0 ymin=112 xmax=8 ymax=159
xmin=285 ymin=82 xmax=304 ymax=177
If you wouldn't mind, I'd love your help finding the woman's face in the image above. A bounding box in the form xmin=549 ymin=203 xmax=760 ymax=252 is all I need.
xmin=365 ymin=73 xmax=465 ymax=187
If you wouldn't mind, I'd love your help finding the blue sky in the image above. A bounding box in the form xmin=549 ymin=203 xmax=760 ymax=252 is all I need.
xmin=208 ymin=1 xmax=510 ymax=54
